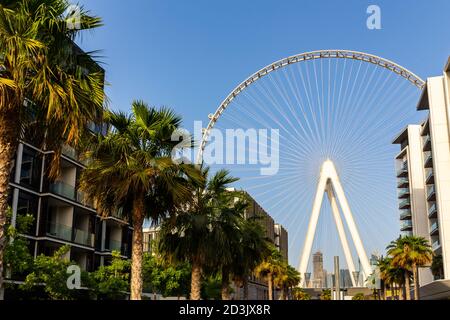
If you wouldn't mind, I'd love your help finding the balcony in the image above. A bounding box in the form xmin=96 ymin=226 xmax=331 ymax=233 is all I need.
xmin=396 ymin=162 xmax=408 ymax=177
xmin=425 ymin=170 xmax=434 ymax=185
xmin=400 ymin=220 xmax=413 ymax=231
xmin=424 ymin=153 xmax=433 ymax=168
xmin=110 ymin=207 xmax=128 ymax=222
xmin=427 ymin=185 xmax=436 ymax=201
xmin=397 ymin=188 xmax=410 ymax=199
xmin=73 ymin=228 xmax=95 ymax=247
xmin=400 ymin=210 xmax=412 ymax=220
xmin=46 ymin=222 xmax=72 ymax=242
xmin=49 ymin=181 xmax=76 ymax=201
xmin=428 ymin=202 xmax=437 ymax=218
xmin=432 ymin=240 xmax=441 ymax=251
xmin=397 ymin=178 xmax=409 ymax=188
xmin=76 ymin=190 xmax=94 ymax=208
xmin=430 ymin=221 xmax=439 ymax=235
xmin=62 ymin=144 xmax=78 ymax=160
xmin=423 ymin=135 xmax=431 ymax=151
xmin=399 ymin=199 xmax=411 ymax=209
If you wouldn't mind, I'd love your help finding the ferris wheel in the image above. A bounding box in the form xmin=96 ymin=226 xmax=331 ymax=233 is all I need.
xmin=197 ymin=50 xmax=425 ymax=284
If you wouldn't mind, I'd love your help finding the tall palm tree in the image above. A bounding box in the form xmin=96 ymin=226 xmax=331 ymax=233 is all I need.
xmin=231 ymin=214 xmax=269 ymax=300
xmin=158 ymin=168 xmax=239 ymax=300
xmin=387 ymin=235 xmax=432 ymax=300
xmin=376 ymin=256 xmax=391 ymax=300
xmin=80 ymin=102 xmax=200 ymax=300
xmin=397 ymin=236 xmax=432 ymax=300
xmin=387 ymin=237 xmax=412 ymax=300
xmin=0 ymin=0 xmax=105 ymax=298
xmin=274 ymin=264 xmax=300 ymax=300
xmin=254 ymin=245 xmax=284 ymax=300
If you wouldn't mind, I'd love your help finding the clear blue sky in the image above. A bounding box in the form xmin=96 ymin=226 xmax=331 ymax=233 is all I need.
xmin=75 ymin=0 xmax=450 ymax=270
xmin=76 ymin=0 xmax=449 ymax=124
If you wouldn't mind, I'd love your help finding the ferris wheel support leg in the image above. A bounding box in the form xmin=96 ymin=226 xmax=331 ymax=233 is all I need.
xmin=298 ymin=173 xmax=327 ymax=287
xmin=326 ymin=182 xmax=357 ymax=287
xmin=330 ymin=169 xmax=372 ymax=282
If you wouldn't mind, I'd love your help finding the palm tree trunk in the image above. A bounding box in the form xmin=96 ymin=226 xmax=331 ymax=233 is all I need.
xmin=243 ymin=277 xmax=249 ymax=300
xmin=404 ymin=272 xmax=411 ymax=300
xmin=221 ymin=267 xmax=230 ymax=300
xmin=268 ymin=272 xmax=273 ymax=300
xmin=383 ymin=283 xmax=387 ymax=300
xmin=190 ymin=258 xmax=202 ymax=300
xmin=413 ymin=264 xmax=419 ymax=300
xmin=130 ymin=195 xmax=145 ymax=300
xmin=0 ymin=108 xmax=20 ymax=300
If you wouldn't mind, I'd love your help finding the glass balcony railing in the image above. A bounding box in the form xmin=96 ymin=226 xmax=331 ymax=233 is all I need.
xmin=427 ymin=185 xmax=436 ymax=199
xmin=424 ymin=153 xmax=433 ymax=168
xmin=396 ymin=162 xmax=408 ymax=177
xmin=428 ymin=202 xmax=437 ymax=218
xmin=400 ymin=220 xmax=413 ymax=230
xmin=397 ymin=178 xmax=409 ymax=187
xmin=46 ymin=222 xmax=72 ymax=241
xmin=49 ymin=181 xmax=76 ymax=200
xmin=73 ymin=228 xmax=95 ymax=247
xmin=426 ymin=170 xmax=434 ymax=184
xmin=399 ymin=199 xmax=410 ymax=209
xmin=61 ymin=144 xmax=78 ymax=160
xmin=106 ymin=239 xmax=122 ymax=252
xmin=397 ymin=188 xmax=410 ymax=198
xmin=111 ymin=207 xmax=128 ymax=221
xmin=400 ymin=210 xmax=412 ymax=220
xmin=76 ymin=190 xmax=94 ymax=208
xmin=430 ymin=221 xmax=439 ymax=234
xmin=432 ymin=240 xmax=441 ymax=251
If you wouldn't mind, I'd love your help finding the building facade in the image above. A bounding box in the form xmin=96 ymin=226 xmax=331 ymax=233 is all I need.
xmin=7 ymin=132 xmax=133 ymax=275
xmin=392 ymin=57 xmax=450 ymax=298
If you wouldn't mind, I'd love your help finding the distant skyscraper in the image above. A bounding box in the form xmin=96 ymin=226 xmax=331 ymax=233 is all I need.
xmin=313 ymin=251 xmax=326 ymax=288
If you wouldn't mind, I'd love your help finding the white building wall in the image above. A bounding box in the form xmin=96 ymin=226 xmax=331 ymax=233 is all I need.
xmin=428 ymin=76 xmax=450 ymax=279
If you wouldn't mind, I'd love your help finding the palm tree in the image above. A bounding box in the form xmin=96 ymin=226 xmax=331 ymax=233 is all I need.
xmin=387 ymin=237 xmax=412 ymax=300
xmin=274 ymin=264 xmax=300 ymax=300
xmin=231 ymin=214 xmax=269 ymax=300
xmin=158 ymin=168 xmax=239 ymax=300
xmin=387 ymin=235 xmax=432 ymax=300
xmin=0 ymin=0 xmax=105 ymax=298
xmin=377 ymin=256 xmax=391 ymax=300
xmin=80 ymin=102 xmax=200 ymax=300
xmin=254 ymin=245 xmax=284 ymax=300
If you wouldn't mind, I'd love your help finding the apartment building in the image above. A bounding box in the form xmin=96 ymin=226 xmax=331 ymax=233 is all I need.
xmin=7 ymin=129 xmax=133 ymax=275
xmin=392 ymin=57 xmax=450 ymax=299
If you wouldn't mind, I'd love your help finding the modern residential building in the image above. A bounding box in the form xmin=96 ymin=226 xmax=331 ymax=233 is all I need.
xmin=7 ymin=132 xmax=133 ymax=275
xmin=392 ymin=57 xmax=450 ymax=299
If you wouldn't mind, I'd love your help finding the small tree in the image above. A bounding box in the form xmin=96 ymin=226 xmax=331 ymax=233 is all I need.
xmin=90 ymin=251 xmax=130 ymax=300
xmin=352 ymin=293 xmax=365 ymax=300
xmin=21 ymin=245 xmax=86 ymax=300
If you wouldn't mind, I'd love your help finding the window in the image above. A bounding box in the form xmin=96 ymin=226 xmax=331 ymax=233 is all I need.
xmin=17 ymin=191 xmax=39 ymax=235
xmin=20 ymin=146 xmax=42 ymax=190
